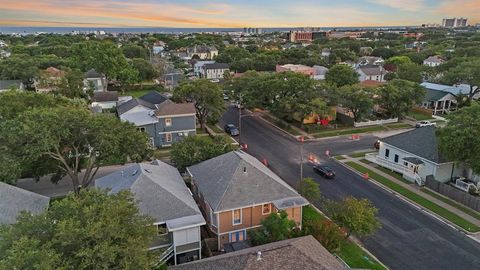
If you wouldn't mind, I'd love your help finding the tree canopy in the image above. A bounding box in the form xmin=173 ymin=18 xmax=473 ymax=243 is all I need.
xmin=338 ymin=85 xmax=375 ymax=121
xmin=377 ymin=79 xmax=426 ymax=118
xmin=173 ymin=79 xmax=225 ymax=128
xmin=325 ymin=64 xmax=359 ymax=87
xmin=0 ymin=189 xmax=156 ymax=269
xmin=0 ymin=104 xmax=150 ymax=192
xmin=438 ymin=103 xmax=480 ymax=174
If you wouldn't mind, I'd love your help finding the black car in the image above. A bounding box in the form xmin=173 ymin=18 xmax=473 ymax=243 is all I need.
xmin=224 ymin=124 xmax=239 ymax=136
xmin=313 ymin=165 xmax=335 ymax=179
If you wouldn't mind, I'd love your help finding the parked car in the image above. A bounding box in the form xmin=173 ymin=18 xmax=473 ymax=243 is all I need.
xmin=313 ymin=165 xmax=335 ymax=179
xmin=224 ymin=124 xmax=239 ymax=136
xmin=416 ymin=121 xmax=436 ymax=128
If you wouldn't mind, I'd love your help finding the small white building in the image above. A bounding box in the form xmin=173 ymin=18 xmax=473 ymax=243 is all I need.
xmin=84 ymin=69 xmax=107 ymax=92
xmin=366 ymin=127 xmax=465 ymax=185
xmin=95 ymin=161 xmax=205 ymax=265
xmin=423 ymin=55 xmax=445 ymax=67
xmin=193 ymin=60 xmax=215 ymax=77
xmin=356 ymin=65 xmax=385 ymax=82
xmin=91 ymin=91 xmax=119 ymax=110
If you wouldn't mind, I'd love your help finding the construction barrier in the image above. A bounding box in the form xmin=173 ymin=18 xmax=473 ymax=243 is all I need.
xmin=351 ymin=134 xmax=360 ymax=141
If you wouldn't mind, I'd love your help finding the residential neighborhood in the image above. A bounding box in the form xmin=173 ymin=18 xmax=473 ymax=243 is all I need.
xmin=1 ymin=4 xmax=480 ymax=270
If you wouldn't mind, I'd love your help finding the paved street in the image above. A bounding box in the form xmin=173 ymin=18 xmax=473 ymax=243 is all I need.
xmin=220 ymin=106 xmax=480 ymax=270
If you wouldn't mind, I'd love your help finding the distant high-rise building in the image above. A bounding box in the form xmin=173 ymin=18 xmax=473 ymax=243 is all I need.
xmin=442 ymin=17 xmax=468 ymax=28
xmin=243 ymin=27 xmax=263 ymax=35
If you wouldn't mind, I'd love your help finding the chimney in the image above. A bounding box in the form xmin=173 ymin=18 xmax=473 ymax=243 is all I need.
xmin=256 ymin=251 xmax=262 ymax=261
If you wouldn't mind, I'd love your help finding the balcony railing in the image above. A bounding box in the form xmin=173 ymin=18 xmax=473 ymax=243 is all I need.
xmin=151 ymin=233 xmax=172 ymax=249
xmin=365 ymin=153 xmax=424 ymax=186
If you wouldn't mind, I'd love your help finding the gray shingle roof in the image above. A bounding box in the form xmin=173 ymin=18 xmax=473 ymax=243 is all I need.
xmin=84 ymin=68 xmax=104 ymax=78
xmin=359 ymin=65 xmax=383 ymax=76
xmin=155 ymin=100 xmax=196 ymax=117
xmin=95 ymin=161 xmax=205 ymax=229
xmin=381 ymin=126 xmax=448 ymax=164
xmin=187 ymin=151 xmax=308 ymax=212
xmin=139 ymin=91 xmax=168 ymax=105
xmin=0 ymin=182 xmax=50 ymax=224
xmin=204 ymin=63 xmax=229 ymax=70
xmin=92 ymin=91 xmax=118 ymax=102
xmin=117 ymin=98 xmax=156 ymax=115
xmin=169 ymin=235 xmax=347 ymax=270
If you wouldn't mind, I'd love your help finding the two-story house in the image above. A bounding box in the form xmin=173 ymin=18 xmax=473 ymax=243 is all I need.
xmin=117 ymin=91 xmax=196 ymax=147
xmin=356 ymin=65 xmax=385 ymax=82
xmin=95 ymin=160 xmax=206 ymax=265
xmin=187 ymin=45 xmax=218 ymax=60
xmin=202 ymin=63 xmax=229 ymax=80
xmin=187 ymin=151 xmax=309 ymax=249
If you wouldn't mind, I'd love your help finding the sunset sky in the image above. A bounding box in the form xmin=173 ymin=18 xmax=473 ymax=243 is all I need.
xmin=0 ymin=0 xmax=478 ymax=28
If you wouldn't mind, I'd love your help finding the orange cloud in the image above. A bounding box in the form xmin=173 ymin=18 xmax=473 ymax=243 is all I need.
xmin=0 ymin=0 xmax=241 ymax=27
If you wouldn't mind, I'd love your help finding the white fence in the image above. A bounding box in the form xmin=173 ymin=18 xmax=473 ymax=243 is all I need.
xmin=354 ymin=118 xmax=398 ymax=127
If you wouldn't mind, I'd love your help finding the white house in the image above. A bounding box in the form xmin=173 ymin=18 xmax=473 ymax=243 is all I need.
xmin=95 ymin=160 xmax=205 ymax=265
xmin=193 ymin=60 xmax=215 ymax=77
xmin=423 ymin=55 xmax=445 ymax=67
xmin=187 ymin=45 xmax=218 ymax=60
xmin=366 ymin=127 xmax=468 ymax=186
xmin=356 ymin=65 xmax=385 ymax=82
xmin=420 ymin=88 xmax=457 ymax=115
xmin=202 ymin=63 xmax=229 ymax=80
xmin=421 ymin=82 xmax=480 ymax=100
xmin=0 ymin=40 xmax=7 ymax=48
xmin=91 ymin=91 xmax=119 ymax=110
xmin=84 ymin=69 xmax=107 ymax=92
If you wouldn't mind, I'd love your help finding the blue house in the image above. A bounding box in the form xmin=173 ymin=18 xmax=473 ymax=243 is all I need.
xmin=117 ymin=91 xmax=196 ymax=147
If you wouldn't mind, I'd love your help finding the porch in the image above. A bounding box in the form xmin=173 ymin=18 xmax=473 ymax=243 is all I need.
xmin=365 ymin=153 xmax=424 ymax=186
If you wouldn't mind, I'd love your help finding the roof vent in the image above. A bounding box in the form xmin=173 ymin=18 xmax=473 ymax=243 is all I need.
xmin=132 ymin=169 xmax=138 ymax=176
xmin=256 ymin=251 xmax=262 ymax=261
xmin=243 ymin=167 xmax=247 ymax=173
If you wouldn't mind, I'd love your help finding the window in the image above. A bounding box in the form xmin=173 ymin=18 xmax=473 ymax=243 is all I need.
xmin=137 ymin=127 xmax=146 ymax=132
xmin=165 ymin=133 xmax=172 ymax=143
xmin=157 ymin=224 xmax=168 ymax=235
xmin=403 ymin=161 xmax=408 ymax=166
xmin=262 ymin=204 xmax=271 ymax=215
xmin=210 ymin=209 xmax=218 ymax=228
xmin=385 ymin=149 xmax=390 ymax=158
xmin=394 ymin=154 xmax=399 ymax=163
xmin=165 ymin=118 xmax=172 ymax=127
xmin=232 ymin=209 xmax=242 ymax=225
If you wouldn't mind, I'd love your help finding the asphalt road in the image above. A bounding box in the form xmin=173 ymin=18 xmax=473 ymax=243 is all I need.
xmin=220 ymin=106 xmax=480 ymax=270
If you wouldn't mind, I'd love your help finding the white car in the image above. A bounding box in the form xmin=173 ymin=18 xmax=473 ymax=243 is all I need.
xmin=416 ymin=121 xmax=436 ymax=128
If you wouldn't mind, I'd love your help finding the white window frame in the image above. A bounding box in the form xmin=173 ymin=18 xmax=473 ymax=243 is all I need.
xmin=165 ymin=118 xmax=172 ymax=127
xmin=137 ymin=127 xmax=146 ymax=133
xmin=232 ymin=209 xmax=242 ymax=225
xmin=165 ymin=133 xmax=172 ymax=143
xmin=262 ymin=203 xmax=271 ymax=215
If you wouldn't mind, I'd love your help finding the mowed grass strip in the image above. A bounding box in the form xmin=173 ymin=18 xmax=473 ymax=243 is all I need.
xmin=302 ymin=206 xmax=387 ymax=270
xmin=421 ymin=188 xmax=480 ymax=221
xmin=345 ymin=162 xmax=480 ymax=232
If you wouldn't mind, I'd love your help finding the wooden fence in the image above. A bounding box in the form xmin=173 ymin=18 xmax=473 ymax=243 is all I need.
xmin=426 ymin=178 xmax=480 ymax=212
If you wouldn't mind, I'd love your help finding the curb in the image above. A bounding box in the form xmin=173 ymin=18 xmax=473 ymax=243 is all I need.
xmin=256 ymin=114 xmax=302 ymax=140
xmin=334 ymin=159 xmax=480 ymax=238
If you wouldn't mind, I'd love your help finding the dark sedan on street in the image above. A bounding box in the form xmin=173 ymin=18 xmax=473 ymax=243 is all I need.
xmin=313 ymin=165 xmax=336 ymax=179
xmin=224 ymin=124 xmax=239 ymax=136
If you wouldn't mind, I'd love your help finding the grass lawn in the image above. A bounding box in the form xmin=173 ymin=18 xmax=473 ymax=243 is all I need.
xmin=374 ymin=166 xmax=411 ymax=184
xmin=210 ymin=124 xmax=225 ymax=134
xmin=261 ymin=114 xmax=302 ymax=136
xmin=302 ymin=206 xmax=386 ymax=270
xmin=407 ymin=110 xmax=433 ymax=121
xmin=349 ymin=151 xmax=377 ymax=158
xmin=360 ymin=159 xmax=372 ymax=165
xmin=345 ymin=162 xmax=480 ymax=232
xmin=313 ymin=126 xmax=385 ymax=138
xmin=153 ymin=148 xmax=171 ymax=160
xmin=334 ymin=155 xmax=347 ymax=160
xmin=421 ymin=188 xmax=480 ymax=221
xmin=196 ymin=128 xmax=207 ymax=135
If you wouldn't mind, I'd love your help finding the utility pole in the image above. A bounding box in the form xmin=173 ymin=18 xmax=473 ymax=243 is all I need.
xmin=300 ymin=136 xmax=304 ymax=181
xmin=238 ymin=94 xmax=242 ymax=144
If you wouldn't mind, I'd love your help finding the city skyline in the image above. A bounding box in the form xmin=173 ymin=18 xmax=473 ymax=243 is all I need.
xmin=0 ymin=0 xmax=478 ymax=28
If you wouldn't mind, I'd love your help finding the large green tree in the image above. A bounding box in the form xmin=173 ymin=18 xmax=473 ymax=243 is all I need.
xmin=0 ymin=54 xmax=38 ymax=81
xmin=0 ymin=106 xmax=150 ymax=192
xmin=339 ymin=85 xmax=375 ymax=122
xmin=326 ymin=197 xmax=381 ymax=238
xmin=171 ymin=136 xmax=237 ymax=171
xmin=56 ymin=69 xmax=88 ymax=99
xmin=325 ymin=64 xmax=359 ymax=87
xmin=442 ymin=58 xmax=480 ymax=101
xmin=377 ymin=79 xmax=426 ymax=118
xmin=438 ymin=103 xmax=480 ymax=174
xmin=173 ymin=79 xmax=225 ymax=128
xmin=249 ymin=211 xmax=299 ymax=246
xmin=0 ymin=189 xmax=156 ymax=269
xmin=298 ymin=177 xmax=321 ymax=203
xmin=396 ymin=62 xmax=424 ymax=83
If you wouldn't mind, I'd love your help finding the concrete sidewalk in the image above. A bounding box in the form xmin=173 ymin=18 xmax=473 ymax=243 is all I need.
xmin=338 ymin=155 xmax=480 ymax=229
